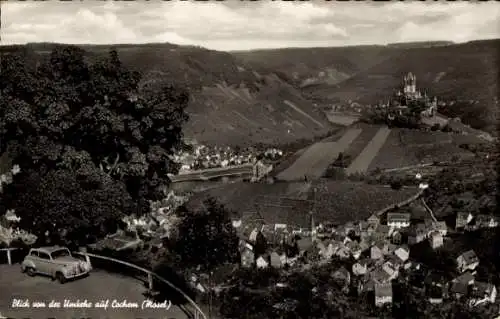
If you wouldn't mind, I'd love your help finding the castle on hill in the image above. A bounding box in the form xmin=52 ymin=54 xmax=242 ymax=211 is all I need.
xmin=391 ymin=72 xmax=437 ymax=118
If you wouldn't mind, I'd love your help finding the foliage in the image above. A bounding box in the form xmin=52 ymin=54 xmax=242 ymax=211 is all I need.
xmin=439 ymin=100 xmax=497 ymax=134
xmin=441 ymin=124 xmax=453 ymax=132
xmin=219 ymin=263 xmax=367 ymax=319
xmin=331 ymin=152 xmax=350 ymax=168
xmin=174 ymin=198 xmax=239 ymax=271
xmin=431 ymin=123 xmax=441 ymax=131
xmin=0 ymin=45 xmax=189 ymax=245
xmin=390 ymin=180 xmax=403 ymax=190
xmin=0 ymin=225 xmax=37 ymax=248
xmin=1 ymin=45 xmax=188 ymax=199
xmin=0 ymin=167 xmax=135 ymax=247
xmin=323 ymin=166 xmax=347 ymax=179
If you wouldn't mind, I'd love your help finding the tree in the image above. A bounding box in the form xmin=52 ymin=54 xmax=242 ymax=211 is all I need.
xmin=441 ymin=124 xmax=453 ymax=132
xmin=0 ymin=167 xmax=135 ymax=247
xmin=174 ymin=198 xmax=239 ymax=271
xmin=431 ymin=124 xmax=441 ymax=131
xmin=1 ymin=45 xmax=188 ymax=199
xmin=390 ymin=180 xmax=403 ymax=190
xmin=0 ymin=45 xmax=189 ymax=243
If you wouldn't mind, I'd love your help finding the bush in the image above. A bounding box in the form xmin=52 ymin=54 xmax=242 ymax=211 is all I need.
xmin=324 ymin=167 xmax=347 ymax=180
xmin=431 ymin=124 xmax=441 ymax=131
xmin=441 ymin=125 xmax=453 ymax=132
xmin=390 ymin=181 xmax=403 ymax=190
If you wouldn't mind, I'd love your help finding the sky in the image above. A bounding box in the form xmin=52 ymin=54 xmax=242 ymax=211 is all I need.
xmin=1 ymin=1 xmax=499 ymax=51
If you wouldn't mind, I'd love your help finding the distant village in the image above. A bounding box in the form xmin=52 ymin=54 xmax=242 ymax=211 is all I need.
xmin=171 ymin=143 xmax=283 ymax=173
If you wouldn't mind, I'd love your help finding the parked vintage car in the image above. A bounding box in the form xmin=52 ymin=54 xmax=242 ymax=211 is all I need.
xmin=21 ymin=246 xmax=91 ymax=283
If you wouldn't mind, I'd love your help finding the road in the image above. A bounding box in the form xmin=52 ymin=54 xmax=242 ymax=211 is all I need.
xmin=0 ymin=265 xmax=188 ymax=319
xmin=421 ymin=197 xmax=438 ymax=222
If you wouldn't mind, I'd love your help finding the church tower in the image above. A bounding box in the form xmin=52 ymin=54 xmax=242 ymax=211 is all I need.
xmin=310 ymin=210 xmax=316 ymax=241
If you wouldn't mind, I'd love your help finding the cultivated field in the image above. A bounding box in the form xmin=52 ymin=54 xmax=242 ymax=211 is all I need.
xmin=276 ymin=128 xmax=362 ymax=181
xmin=340 ymin=124 xmax=382 ymax=166
xmin=412 ymin=143 xmax=475 ymax=163
xmin=367 ymin=128 xmax=476 ymax=171
xmin=186 ymin=180 xmax=420 ymax=226
xmin=398 ymin=129 xmax=452 ymax=146
xmin=345 ymin=126 xmax=391 ymax=175
xmin=311 ymin=181 xmax=420 ymax=224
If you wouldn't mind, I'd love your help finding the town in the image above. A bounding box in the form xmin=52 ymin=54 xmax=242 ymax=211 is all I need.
xmin=0 ymin=2 xmax=498 ymax=318
xmin=1 ymin=69 xmax=498 ymax=319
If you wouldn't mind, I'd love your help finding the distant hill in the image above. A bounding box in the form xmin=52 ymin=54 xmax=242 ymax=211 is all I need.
xmin=386 ymin=41 xmax=454 ymax=49
xmin=232 ymin=45 xmax=393 ymax=89
xmin=1 ymin=43 xmax=333 ymax=148
xmin=234 ymin=39 xmax=499 ymax=133
xmin=314 ymin=40 xmax=499 ymax=104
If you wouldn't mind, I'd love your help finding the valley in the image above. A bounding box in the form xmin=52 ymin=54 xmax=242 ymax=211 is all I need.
xmin=1 ymin=34 xmax=498 ymax=319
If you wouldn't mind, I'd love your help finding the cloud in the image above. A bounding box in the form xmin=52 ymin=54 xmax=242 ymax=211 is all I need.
xmin=1 ymin=1 xmax=498 ymax=51
xmin=394 ymin=2 xmax=500 ymax=43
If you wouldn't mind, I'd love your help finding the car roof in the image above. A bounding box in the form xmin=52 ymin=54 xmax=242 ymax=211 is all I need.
xmin=32 ymin=246 xmax=69 ymax=253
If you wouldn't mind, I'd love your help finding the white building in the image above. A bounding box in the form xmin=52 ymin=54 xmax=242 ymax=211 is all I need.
xmin=387 ymin=213 xmax=411 ymax=229
xmin=429 ymin=231 xmax=444 ymax=249
xmin=375 ymin=283 xmax=393 ymax=307
xmin=457 ymin=250 xmax=480 ymax=273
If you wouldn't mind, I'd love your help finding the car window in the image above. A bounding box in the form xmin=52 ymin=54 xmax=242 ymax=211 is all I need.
xmin=30 ymin=250 xmax=39 ymax=257
xmin=38 ymin=252 xmax=51 ymax=260
xmin=51 ymin=249 xmax=71 ymax=259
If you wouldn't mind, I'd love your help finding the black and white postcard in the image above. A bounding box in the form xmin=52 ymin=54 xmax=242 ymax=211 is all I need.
xmin=0 ymin=1 xmax=499 ymax=318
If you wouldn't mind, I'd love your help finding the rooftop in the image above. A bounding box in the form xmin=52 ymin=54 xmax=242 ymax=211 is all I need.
xmin=374 ymin=283 xmax=393 ymax=297
xmin=450 ymin=282 xmax=469 ymax=295
xmin=454 ymin=271 xmax=475 ymax=284
xmin=458 ymin=250 xmax=479 ymax=264
xmin=34 ymin=246 xmax=69 ymax=253
xmin=472 ymin=282 xmax=496 ymax=297
xmin=387 ymin=213 xmax=411 ymax=221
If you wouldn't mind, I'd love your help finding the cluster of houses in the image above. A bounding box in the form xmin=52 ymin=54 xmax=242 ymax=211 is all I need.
xmin=0 ymin=164 xmax=21 ymax=194
xmin=172 ymin=145 xmax=257 ymax=172
xmin=330 ymin=102 xmax=363 ymax=115
xmin=233 ymin=204 xmax=499 ymax=309
xmin=456 ymin=211 xmax=499 ymax=231
xmin=450 ymin=250 xmax=497 ymax=307
xmin=171 ymin=144 xmax=282 ymax=173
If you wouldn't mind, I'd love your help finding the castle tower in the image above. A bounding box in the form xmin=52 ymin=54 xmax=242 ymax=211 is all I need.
xmin=403 ymin=72 xmax=417 ymax=95
xmin=410 ymin=73 xmax=416 ymax=94
xmin=403 ymin=74 xmax=409 ymax=94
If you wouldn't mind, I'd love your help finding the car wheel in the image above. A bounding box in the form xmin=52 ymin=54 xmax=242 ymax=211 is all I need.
xmin=56 ymin=272 xmax=66 ymax=284
xmin=26 ymin=267 xmax=36 ymax=277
